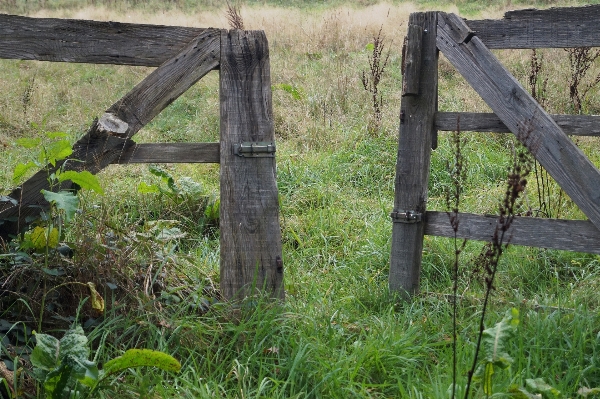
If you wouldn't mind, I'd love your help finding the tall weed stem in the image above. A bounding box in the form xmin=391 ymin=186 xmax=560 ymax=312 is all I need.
xmin=361 ymin=26 xmax=390 ymax=134
xmin=445 ymin=119 xmax=467 ymax=398
xmin=463 ymin=143 xmax=532 ymax=398
xmin=565 ymin=47 xmax=600 ymax=114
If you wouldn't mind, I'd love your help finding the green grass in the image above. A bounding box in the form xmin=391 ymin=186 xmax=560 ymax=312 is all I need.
xmin=1 ymin=1 xmax=600 ymax=398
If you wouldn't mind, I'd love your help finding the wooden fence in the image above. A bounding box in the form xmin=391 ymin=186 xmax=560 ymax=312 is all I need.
xmin=0 ymin=14 xmax=283 ymax=301
xmin=391 ymin=5 xmax=600 ymax=295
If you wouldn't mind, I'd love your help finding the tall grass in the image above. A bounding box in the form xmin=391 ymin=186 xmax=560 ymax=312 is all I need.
xmin=1 ymin=1 xmax=600 ymax=398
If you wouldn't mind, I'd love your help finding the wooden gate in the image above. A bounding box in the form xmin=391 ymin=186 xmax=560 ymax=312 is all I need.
xmin=0 ymin=15 xmax=283 ymax=301
xmin=391 ymin=5 xmax=600 ymax=295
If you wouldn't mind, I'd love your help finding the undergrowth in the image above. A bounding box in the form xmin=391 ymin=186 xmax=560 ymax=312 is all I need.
xmin=1 ymin=1 xmax=600 ymax=398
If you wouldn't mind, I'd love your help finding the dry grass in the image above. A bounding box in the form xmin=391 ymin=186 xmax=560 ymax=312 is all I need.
xmin=1 ymin=3 xmax=600 ymax=397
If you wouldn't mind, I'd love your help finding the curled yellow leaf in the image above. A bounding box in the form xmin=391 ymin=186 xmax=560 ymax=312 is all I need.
xmin=87 ymin=282 xmax=105 ymax=313
xmin=30 ymin=226 xmax=59 ymax=251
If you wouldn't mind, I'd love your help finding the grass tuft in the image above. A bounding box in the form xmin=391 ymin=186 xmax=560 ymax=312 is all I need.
xmin=1 ymin=1 xmax=599 ymax=398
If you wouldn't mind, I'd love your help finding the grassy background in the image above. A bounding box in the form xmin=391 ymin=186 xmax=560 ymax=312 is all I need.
xmin=1 ymin=1 xmax=600 ymax=398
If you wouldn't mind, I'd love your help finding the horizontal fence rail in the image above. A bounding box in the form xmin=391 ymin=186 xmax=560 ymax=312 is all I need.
xmin=466 ymin=4 xmax=600 ymax=49
xmin=425 ymin=212 xmax=600 ymax=255
xmin=435 ymin=112 xmax=600 ymax=136
xmin=0 ymin=14 xmax=217 ymax=67
xmin=113 ymin=143 xmax=220 ymax=164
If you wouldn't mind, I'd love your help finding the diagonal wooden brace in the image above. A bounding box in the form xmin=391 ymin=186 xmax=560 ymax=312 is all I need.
xmin=0 ymin=28 xmax=221 ymax=241
xmin=436 ymin=12 xmax=600 ymax=231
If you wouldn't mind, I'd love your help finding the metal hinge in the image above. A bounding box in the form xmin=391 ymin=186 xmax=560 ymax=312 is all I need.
xmin=390 ymin=210 xmax=422 ymax=224
xmin=234 ymin=142 xmax=276 ymax=158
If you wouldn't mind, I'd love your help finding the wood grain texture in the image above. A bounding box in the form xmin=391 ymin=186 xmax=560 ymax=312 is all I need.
xmin=436 ymin=112 xmax=600 ymax=136
xmin=113 ymin=143 xmax=220 ymax=164
xmin=390 ymin=12 xmax=438 ymax=297
xmin=0 ymin=29 xmax=220 ymax=240
xmin=466 ymin=5 xmax=600 ymax=49
xmin=425 ymin=211 xmax=600 ymax=255
xmin=105 ymin=28 xmax=220 ymax=140
xmin=437 ymin=13 xmax=600 ymax=232
xmin=402 ymin=24 xmax=423 ymax=96
xmin=0 ymin=14 xmax=219 ymax=67
xmin=219 ymin=30 xmax=284 ymax=301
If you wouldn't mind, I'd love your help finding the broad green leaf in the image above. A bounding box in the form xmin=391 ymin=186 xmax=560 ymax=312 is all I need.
xmin=72 ymin=358 xmax=99 ymax=389
xmin=15 ymin=137 xmax=41 ymax=148
xmin=0 ymin=195 xmax=18 ymax=205
xmin=58 ymin=171 xmax=104 ymax=194
xmin=41 ymin=190 xmax=79 ymax=222
xmin=32 ymin=326 xmax=95 ymax=398
xmin=106 ymin=282 xmax=118 ymax=290
xmin=42 ymin=267 xmax=66 ymax=276
xmin=526 ymin=378 xmax=562 ymax=398
xmin=45 ymin=132 xmax=69 ymax=139
xmin=30 ymin=226 xmax=59 ymax=251
xmin=149 ymin=165 xmax=177 ymax=193
xmin=178 ymin=177 xmax=203 ymax=196
xmin=137 ymin=182 xmax=160 ymax=194
xmin=155 ymin=227 xmax=186 ymax=241
xmin=44 ymin=363 xmax=73 ymax=399
xmin=59 ymin=325 xmax=89 ymax=361
xmin=31 ymin=333 xmax=61 ymax=370
xmin=578 ymin=387 xmax=600 ymax=397
xmin=43 ymin=140 xmax=72 ymax=166
xmin=102 ymin=349 xmax=181 ymax=377
xmin=475 ymin=308 xmax=519 ymax=380
xmin=87 ymin=283 xmax=104 ymax=313
xmin=13 ymin=161 xmax=38 ymax=183
xmin=143 ymin=220 xmax=179 ymax=233
xmin=508 ymin=385 xmax=540 ymax=399
xmin=365 ymin=43 xmax=375 ymax=51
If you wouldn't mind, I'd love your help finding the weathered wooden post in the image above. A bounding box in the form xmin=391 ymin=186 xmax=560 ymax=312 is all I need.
xmin=219 ymin=30 xmax=284 ymax=301
xmin=0 ymin=17 xmax=285 ymax=301
xmin=389 ymin=12 xmax=438 ymax=297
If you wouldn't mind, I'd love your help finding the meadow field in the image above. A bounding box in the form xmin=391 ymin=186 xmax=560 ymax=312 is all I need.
xmin=1 ymin=0 xmax=600 ymax=397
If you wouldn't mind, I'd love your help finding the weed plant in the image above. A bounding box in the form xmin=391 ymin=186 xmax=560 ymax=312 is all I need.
xmin=1 ymin=1 xmax=600 ymax=398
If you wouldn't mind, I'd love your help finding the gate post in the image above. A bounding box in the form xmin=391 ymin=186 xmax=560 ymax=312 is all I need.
xmin=389 ymin=12 xmax=438 ymax=297
xmin=219 ymin=30 xmax=284 ymax=301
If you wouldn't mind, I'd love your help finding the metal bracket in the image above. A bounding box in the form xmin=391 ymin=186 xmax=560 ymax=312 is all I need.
xmin=234 ymin=142 xmax=276 ymax=158
xmin=390 ymin=210 xmax=422 ymax=224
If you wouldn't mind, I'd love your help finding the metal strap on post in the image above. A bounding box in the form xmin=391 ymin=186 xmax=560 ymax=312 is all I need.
xmin=390 ymin=210 xmax=422 ymax=224
xmin=233 ymin=141 xmax=276 ymax=158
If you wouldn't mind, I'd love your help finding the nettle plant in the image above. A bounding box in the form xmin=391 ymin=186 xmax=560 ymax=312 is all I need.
xmin=10 ymin=128 xmax=103 ymax=253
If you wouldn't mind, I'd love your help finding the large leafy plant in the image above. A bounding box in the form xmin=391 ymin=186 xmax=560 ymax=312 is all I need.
xmin=9 ymin=129 xmax=103 ymax=252
xmin=30 ymin=325 xmax=181 ymax=399
xmin=473 ymin=308 xmax=519 ymax=396
xmin=470 ymin=308 xmax=599 ymax=398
